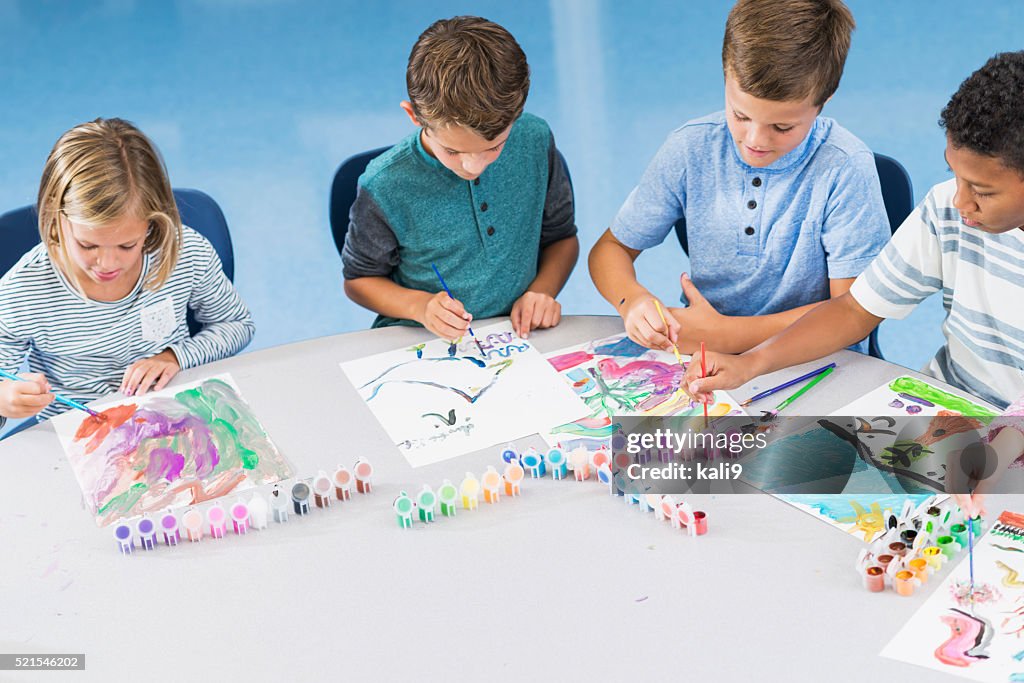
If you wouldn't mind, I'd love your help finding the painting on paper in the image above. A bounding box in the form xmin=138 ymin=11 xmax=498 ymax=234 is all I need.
xmin=340 ymin=322 xmax=589 ymax=467
xmin=833 ymin=376 xmax=998 ymax=418
xmin=881 ymin=510 xmax=1024 ymax=682
xmin=52 ymin=374 xmax=293 ymax=527
xmin=540 ymin=333 xmax=746 ymax=455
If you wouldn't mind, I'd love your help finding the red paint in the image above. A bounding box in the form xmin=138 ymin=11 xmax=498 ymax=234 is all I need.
xmin=74 ymin=404 xmax=137 ymax=453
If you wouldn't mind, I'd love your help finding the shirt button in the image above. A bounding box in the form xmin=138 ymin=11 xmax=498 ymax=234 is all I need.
xmin=487 ymin=226 xmax=495 ymax=236
xmin=752 ymin=177 xmax=762 ymax=187
xmin=481 ymin=202 xmax=489 ymax=212
xmin=473 ymin=179 xmax=480 ymax=186
xmin=744 ymin=226 xmax=755 ymax=235
xmin=747 ymin=200 xmax=757 ymax=210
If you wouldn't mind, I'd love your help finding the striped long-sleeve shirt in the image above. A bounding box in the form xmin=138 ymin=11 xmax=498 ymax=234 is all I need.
xmin=0 ymin=226 xmax=254 ymax=428
xmin=850 ymin=179 xmax=1024 ymax=409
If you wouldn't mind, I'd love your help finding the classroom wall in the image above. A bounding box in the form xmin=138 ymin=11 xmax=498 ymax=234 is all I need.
xmin=0 ymin=0 xmax=1019 ymax=370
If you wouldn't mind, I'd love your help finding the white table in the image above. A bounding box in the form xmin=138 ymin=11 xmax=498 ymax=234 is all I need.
xmin=1 ymin=316 xmax=1017 ymax=682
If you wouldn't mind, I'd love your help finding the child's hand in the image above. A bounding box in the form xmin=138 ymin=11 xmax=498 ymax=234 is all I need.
xmin=621 ymin=295 xmax=680 ymax=350
xmin=421 ymin=291 xmax=472 ymax=341
xmin=951 ymin=493 xmax=987 ymax=520
xmin=121 ymin=349 xmax=180 ymax=397
xmin=0 ymin=372 xmax=53 ymax=418
xmin=511 ymin=291 xmax=561 ymax=339
xmin=683 ymin=351 xmax=756 ymax=404
xmin=670 ymin=273 xmax=725 ymax=344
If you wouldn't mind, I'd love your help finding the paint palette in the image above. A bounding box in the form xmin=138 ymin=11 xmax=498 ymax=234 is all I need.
xmin=52 ymin=373 xmax=294 ymax=527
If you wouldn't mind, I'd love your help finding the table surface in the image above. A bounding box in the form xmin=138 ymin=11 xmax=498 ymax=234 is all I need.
xmin=1 ymin=316 xmax=1017 ymax=682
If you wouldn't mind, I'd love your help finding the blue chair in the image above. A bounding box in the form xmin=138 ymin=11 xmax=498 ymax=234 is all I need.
xmin=0 ymin=188 xmax=234 ymax=337
xmin=329 ymin=146 xmax=574 ymax=258
xmin=673 ymin=152 xmax=913 ymax=359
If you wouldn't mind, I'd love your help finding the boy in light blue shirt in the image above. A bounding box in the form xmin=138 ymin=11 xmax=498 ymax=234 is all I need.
xmin=589 ymin=0 xmax=890 ymax=354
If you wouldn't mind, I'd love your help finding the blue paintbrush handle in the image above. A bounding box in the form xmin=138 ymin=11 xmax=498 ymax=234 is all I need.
xmin=431 ymin=263 xmax=476 ymax=337
xmin=0 ymin=368 xmax=99 ymax=417
xmin=742 ymin=362 xmax=836 ymax=406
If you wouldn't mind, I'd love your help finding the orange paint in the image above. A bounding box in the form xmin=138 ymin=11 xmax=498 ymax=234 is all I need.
xmin=75 ymin=404 xmax=137 ymax=454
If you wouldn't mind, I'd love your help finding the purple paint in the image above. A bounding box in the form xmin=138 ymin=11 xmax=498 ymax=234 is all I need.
xmin=888 ymin=398 xmax=905 ymax=409
xmin=906 ymin=404 xmax=923 ymax=415
xmin=136 ymin=517 xmax=157 ymax=550
xmin=113 ymin=523 xmax=134 ymax=555
xmin=899 ymin=392 xmax=935 ymax=407
xmin=145 ymin=448 xmax=185 ymax=483
xmin=160 ymin=513 xmax=180 ymax=546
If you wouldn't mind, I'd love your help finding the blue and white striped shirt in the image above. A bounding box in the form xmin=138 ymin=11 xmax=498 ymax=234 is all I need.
xmin=850 ymin=179 xmax=1024 ymax=408
xmin=0 ymin=226 xmax=254 ymax=427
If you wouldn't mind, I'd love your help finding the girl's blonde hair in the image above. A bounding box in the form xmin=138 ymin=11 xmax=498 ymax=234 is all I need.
xmin=37 ymin=117 xmax=182 ymax=293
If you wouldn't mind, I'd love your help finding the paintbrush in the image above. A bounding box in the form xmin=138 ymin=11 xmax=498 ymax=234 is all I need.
xmin=700 ymin=341 xmax=708 ymax=429
xmin=741 ymin=363 xmax=836 ymax=407
xmin=430 ymin=263 xmax=485 ymax=357
xmin=0 ymin=368 xmax=104 ymax=419
xmin=759 ymin=366 xmax=835 ymax=422
xmin=652 ymin=299 xmax=687 ymax=403
xmin=968 ymin=503 xmax=976 ymax=613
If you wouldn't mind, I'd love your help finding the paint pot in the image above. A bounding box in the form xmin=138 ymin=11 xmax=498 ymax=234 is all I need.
xmin=160 ymin=512 xmax=180 ymax=546
xmin=500 ymin=444 xmax=520 ymax=465
xmin=901 ymin=529 xmax=919 ymax=546
xmin=659 ymin=495 xmax=676 ymax=523
xmin=394 ymin=491 xmax=414 ymax=528
xmin=353 ymin=457 xmax=373 ymax=494
xmin=438 ymin=480 xmax=458 ymax=517
xmin=675 ymin=503 xmax=693 ymax=533
xmin=596 ymin=462 xmax=614 ymax=495
xmin=113 ymin=522 xmax=134 ymax=555
xmin=270 ymin=487 xmax=289 ymax=523
xmin=894 ymin=569 xmax=920 ymax=597
xmin=888 ymin=541 xmax=908 ymax=557
xmin=644 ymin=493 xmax=662 ymax=517
xmin=136 ymin=517 xmax=157 ymax=550
xmin=613 ymin=451 xmax=632 ymax=473
xmin=248 ymin=493 xmax=269 ymax=530
xmin=547 ymin=448 xmax=567 ymax=480
xmin=460 ymin=472 xmax=480 ymax=510
xmin=207 ymin=504 xmax=228 ymax=539
xmin=481 ymin=466 xmax=502 ymax=504
xmin=333 ymin=465 xmax=352 ymax=501
xmin=937 ymin=535 xmax=962 ymax=558
xmin=949 ymin=523 xmax=968 ymax=548
xmin=864 ymin=566 xmax=885 ymax=592
xmin=503 ymin=461 xmax=525 ymax=496
xmin=312 ymin=472 xmax=333 ymax=509
xmin=908 ymin=557 xmax=930 ymax=583
xmin=569 ymin=448 xmax=590 ymax=481
xmin=968 ymin=516 xmax=982 ymax=535
xmin=231 ymin=501 xmax=251 ymax=535
xmin=877 ymin=554 xmax=895 ymax=571
xmin=693 ymin=510 xmax=708 ymax=536
xmin=182 ymin=509 xmax=203 ymax=542
xmin=922 ymin=545 xmax=944 ymax=569
xmin=591 ymin=450 xmax=610 ymax=472
xmin=417 ymin=484 xmax=436 ymax=523
xmin=291 ymin=482 xmax=311 ymax=516
xmin=522 ymin=449 xmax=546 ymax=478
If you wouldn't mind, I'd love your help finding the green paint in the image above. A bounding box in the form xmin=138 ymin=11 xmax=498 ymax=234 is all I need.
xmin=98 ymin=482 xmax=148 ymax=515
xmin=888 ymin=376 xmax=997 ymax=418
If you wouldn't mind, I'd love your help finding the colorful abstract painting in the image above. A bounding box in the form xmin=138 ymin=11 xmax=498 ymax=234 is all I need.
xmin=52 ymin=374 xmax=293 ymax=527
xmin=774 ymin=494 xmax=935 ymax=543
xmin=882 ymin=511 xmax=1024 ymax=682
xmin=539 ymin=333 xmax=746 ymax=455
xmin=340 ymin=322 xmax=589 ymax=467
xmin=833 ymin=376 xmax=998 ymax=418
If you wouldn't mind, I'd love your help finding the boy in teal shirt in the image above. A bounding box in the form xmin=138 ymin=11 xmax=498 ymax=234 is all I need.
xmin=342 ymin=16 xmax=579 ymax=340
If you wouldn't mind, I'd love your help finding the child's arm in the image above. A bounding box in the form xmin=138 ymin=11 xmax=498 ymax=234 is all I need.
xmin=510 ymin=135 xmax=579 ymax=338
xmin=589 ymin=228 xmax=680 ymax=350
xmin=951 ymin=426 xmax=1024 ymax=519
xmin=344 ymin=277 xmax=472 ymax=340
xmin=684 ymin=291 xmax=883 ymax=402
xmin=667 ymin=275 xmax=855 ymax=354
xmin=126 ymin=241 xmax=255 ymax=396
xmin=0 ymin=320 xmax=52 ymax=424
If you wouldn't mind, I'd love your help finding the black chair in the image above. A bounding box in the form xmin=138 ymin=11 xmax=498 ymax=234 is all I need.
xmin=673 ymin=152 xmax=913 ymax=358
xmin=329 ymin=146 xmax=574 ymax=258
xmin=0 ymin=188 xmax=235 ymax=337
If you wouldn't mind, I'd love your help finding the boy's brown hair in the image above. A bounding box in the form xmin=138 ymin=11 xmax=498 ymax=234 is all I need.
xmin=406 ymin=16 xmax=530 ymax=141
xmin=722 ymin=0 xmax=855 ymax=107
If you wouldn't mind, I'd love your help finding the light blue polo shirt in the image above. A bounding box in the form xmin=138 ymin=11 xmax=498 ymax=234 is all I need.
xmin=611 ymin=111 xmax=890 ymax=323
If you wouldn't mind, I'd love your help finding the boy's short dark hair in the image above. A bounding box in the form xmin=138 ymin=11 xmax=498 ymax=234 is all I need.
xmin=941 ymin=51 xmax=1024 ymax=177
xmin=406 ymin=16 xmax=530 ymax=141
xmin=723 ymin=0 xmax=855 ymax=106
